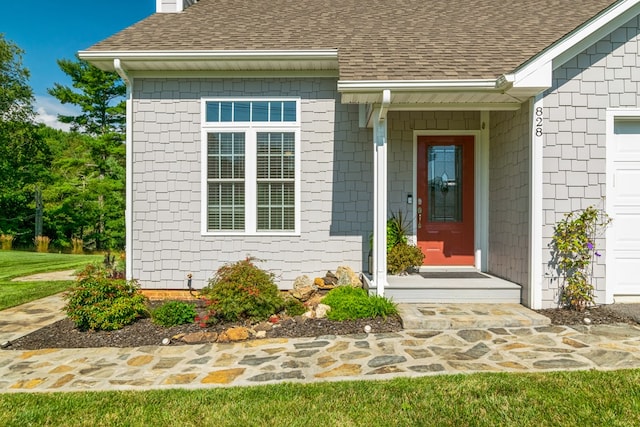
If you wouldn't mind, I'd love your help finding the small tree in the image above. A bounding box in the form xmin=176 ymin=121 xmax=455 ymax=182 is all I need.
xmin=47 ymin=56 xmax=125 ymax=136
xmin=551 ymin=206 xmax=611 ymax=310
xmin=47 ymin=58 xmax=126 ymax=250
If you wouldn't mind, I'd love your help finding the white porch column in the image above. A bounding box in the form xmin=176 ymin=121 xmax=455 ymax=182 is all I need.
xmin=528 ymin=94 xmax=544 ymax=309
xmin=373 ymin=91 xmax=390 ymax=296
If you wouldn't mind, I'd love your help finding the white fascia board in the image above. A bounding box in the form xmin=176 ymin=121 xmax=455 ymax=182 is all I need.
xmin=338 ymin=79 xmax=499 ymax=92
xmin=504 ymin=0 xmax=640 ymax=90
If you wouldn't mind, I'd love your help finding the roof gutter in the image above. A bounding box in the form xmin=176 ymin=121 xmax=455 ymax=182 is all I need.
xmin=79 ymin=49 xmax=339 ymax=64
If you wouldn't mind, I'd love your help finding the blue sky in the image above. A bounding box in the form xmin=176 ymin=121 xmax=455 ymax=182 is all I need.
xmin=1 ymin=0 xmax=155 ymax=129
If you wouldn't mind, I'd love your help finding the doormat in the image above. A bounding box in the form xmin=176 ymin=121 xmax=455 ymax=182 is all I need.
xmin=419 ymin=271 xmax=489 ymax=279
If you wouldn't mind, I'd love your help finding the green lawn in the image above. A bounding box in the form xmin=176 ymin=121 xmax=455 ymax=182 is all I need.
xmin=1 ymin=369 xmax=639 ymax=426
xmin=0 ymin=251 xmax=101 ymax=310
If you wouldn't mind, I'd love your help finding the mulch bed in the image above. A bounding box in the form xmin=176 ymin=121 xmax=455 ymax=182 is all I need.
xmin=3 ymin=302 xmax=638 ymax=351
xmin=3 ymin=299 xmax=403 ymax=350
xmin=536 ymin=305 xmax=639 ymax=326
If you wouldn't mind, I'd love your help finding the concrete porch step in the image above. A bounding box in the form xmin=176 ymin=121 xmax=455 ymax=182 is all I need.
xmin=397 ymin=303 xmax=551 ymax=330
xmin=383 ymin=271 xmax=522 ymax=303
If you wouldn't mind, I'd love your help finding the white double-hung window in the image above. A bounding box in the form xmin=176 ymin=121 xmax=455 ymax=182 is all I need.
xmin=201 ymin=99 xmax=300 ymax=235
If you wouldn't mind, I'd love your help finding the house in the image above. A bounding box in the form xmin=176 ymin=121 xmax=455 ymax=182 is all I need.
xmin=80 ymin=0 xmax=640 ymax=309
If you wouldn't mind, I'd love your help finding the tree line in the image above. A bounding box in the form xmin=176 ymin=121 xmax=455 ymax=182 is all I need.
xmin=0 ymin=34 xmax=125 ymax=252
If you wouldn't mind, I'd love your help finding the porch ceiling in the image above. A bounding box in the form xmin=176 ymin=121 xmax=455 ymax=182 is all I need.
xmin=338 ymin=79 xmax=543 ymax=111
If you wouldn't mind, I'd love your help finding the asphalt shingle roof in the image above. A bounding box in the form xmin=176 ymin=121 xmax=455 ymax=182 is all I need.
xmin=87 ymin=0 xmax=621 ymax=80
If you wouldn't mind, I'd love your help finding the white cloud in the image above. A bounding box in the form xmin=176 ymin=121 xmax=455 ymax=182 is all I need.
xmin=33 ymin=95 xmax=79 ymax=132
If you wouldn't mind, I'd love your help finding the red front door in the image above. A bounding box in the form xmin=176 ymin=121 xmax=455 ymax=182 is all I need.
xmin=416 ymin=135 xmax=475 ymax=265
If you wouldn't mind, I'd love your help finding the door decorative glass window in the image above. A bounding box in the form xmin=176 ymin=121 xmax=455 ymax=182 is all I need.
xmin=427 ymin=145 xmax=462 ymax=222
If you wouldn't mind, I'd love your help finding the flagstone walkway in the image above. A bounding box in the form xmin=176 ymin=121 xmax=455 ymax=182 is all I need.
xmin=1 ymin=296 xmax=640 ymax=393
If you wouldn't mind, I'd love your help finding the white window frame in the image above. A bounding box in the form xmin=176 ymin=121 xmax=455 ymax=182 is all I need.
xmin=201 ymin=97 xmax=301 ymax=236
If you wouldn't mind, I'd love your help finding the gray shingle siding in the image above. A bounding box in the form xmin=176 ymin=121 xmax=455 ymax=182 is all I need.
xmin=488 ymin=106 xmax=530 ymax=302
xmin=131 ymin=78 xmax=371 ymax=289
xmin=541 ymin=16 xmax=640 ymax=307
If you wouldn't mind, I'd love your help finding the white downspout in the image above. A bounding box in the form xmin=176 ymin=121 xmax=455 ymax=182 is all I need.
xmin=373 ymin=89 xmax=391 ymax=296
xmin=114 ymin=59 xmax=134 ymax=281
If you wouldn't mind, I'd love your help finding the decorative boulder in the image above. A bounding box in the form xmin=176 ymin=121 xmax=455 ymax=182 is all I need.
xmin=293 ymin=275 xmax=316 ymax=290
xmin=291 ymin=285 xmax=316 ymax=302
xmin=336 ymin=266 xmax=362 ymax=287
xmin=217 ymin=326 xmax=249 ymax=342
xmin=177 ymin=331 xmax=219 ymax=344
xmin=290 ymin=278 xmax=317 ymax=301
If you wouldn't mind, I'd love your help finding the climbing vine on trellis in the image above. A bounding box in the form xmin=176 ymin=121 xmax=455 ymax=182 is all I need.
xmin=551 ymin=206 xmax=611 ymax=311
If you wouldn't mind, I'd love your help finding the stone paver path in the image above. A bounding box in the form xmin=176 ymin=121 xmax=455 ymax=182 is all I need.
xmin=2 ymin=324 xmax=640 ymax=393
xmin=11 ymin=269 xmax=76 ymax=282
xmin=0 ymin=294 xmax=67 ymax=343
xmin=2 ymin=296 xmax=640 ymax=393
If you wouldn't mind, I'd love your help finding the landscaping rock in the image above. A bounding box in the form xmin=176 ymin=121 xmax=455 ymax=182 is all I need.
xmin=326 ymin=271 xmax=338 ymax=281
xmin=305 ymin=293 xmax=325 ymax=309
xmin=290 ymin=285 xmax=316 ymax=302
xmin=315 ymin=304 xmax=331 ymax=319
xmin=178 ymin=331 xmax=219 ymax=344
xmin=315 ymin=271 xmax=337 ymax=289
xmin=217 ymin=327 xmax=250 ymax=342
xmin=314 ymin=277 xmax=330 ymax=289
xmin=293 ymin=275 xmax=316 ymax=290
xmin=317 ymin=281 xmax=335 ymax=290
xmin=336 ymin=266 xmax=362 ymax=287
xmin=253 ymin=322 xmax=273 ymax=332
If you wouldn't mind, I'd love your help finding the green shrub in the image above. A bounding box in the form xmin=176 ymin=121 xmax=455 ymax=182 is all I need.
xmin=283 ymin=297 xmax=307 ymax=317
xmin=64 ymin=277 xmax=148 ymax=331
xmin=201 ymin=257 xmax=285 ymax=323
xmin=151 ymin=301 xmax=197 ymax=327
xmin=387 ymin=243 xmax=425 ymax=274
xmin=322 ymin=286 xmax=397 ymax=321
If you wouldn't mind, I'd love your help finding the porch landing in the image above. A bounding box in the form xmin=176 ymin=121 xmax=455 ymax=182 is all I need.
xmin=382 ymin=269 xmax=522 ymax=304
xmin=397 ymin=303 xmax=550 ymax=330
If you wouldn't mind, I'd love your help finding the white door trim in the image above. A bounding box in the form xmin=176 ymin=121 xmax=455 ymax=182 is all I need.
xmin=412 ymin=129 xmax=488 ymax=271
xmin=605 ymin=108 xmax=640 ymax=303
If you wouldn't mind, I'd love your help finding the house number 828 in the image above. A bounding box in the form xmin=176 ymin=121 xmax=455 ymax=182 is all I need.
xmin=535 ymin=107 xmax=543 ymax=137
